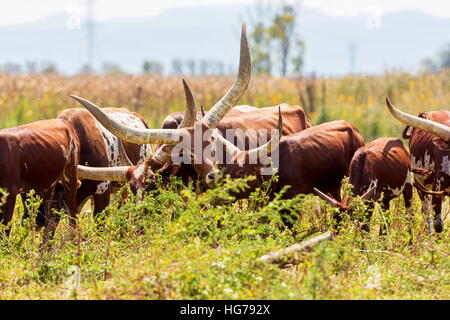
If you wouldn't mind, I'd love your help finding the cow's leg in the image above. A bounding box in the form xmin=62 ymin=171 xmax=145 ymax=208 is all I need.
xmin=93 ymin=190 xmax=111 ymax=223
xmin=421 ymin=195 xmax=433 ymax=235
xmin=64 ymin=158 xmax=81 ymax=242
xmin=20 ymin=193 xmax=46 ymax=229
xmin=402 ymin=182 xmax=414 ymax=242
xmin=75 ymin=181 xmax=98 ymax=214
xmin=379 ymin=198 xmax=392 ymax=236
xmin=0 ymin=191 xmax=18 ymax=237
xmin=64 ymin=183 xmax=78 ymax=240
xmin=20 ymin=193 xmax=30 ymax=222
xmin=432 ymin=195 xmax=443 ymax=233
xmin=42 ymin=187 xmax=61 ymax=245
xmin=431 ymin=175 xmax=446 ymax=233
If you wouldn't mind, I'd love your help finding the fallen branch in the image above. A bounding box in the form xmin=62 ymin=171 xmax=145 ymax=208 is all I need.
xmin=258 ymin=231 xmax=334 ymax=266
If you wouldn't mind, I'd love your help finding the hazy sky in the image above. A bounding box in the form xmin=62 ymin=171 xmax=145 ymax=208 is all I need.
xmin=1 ymin=0 xmax=450 ymax=27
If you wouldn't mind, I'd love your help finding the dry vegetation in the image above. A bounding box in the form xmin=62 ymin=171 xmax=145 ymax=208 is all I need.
xmin=1 ymin=70 xmax=449 ymax=139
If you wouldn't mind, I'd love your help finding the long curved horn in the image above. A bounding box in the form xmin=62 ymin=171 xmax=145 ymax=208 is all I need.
xmin=212 ymin=130 xmax=241 ymax=155
xmin=313 ymin=188 xmax=340 ymax=208
xmin=179 ymin=79 xmax=197 ymax=127
xmin=386 ymin=97 xmax=450 ymax=142
xmin=118 ymin=140 xmax=134 ymax=166
xmin=151 ymin=79 xmax=198 ymax=165
xmin=201 ymin=24 xmax=251 ymax=128
xmin=360 ymin=184 xmax=377 ymax=201
xmin=70 ymin=95 xmax=184 ymax=145
xmin=152 ymin=79 xmax=197 ymax=165
xmin=77 ymin=165 xmax=129 ymax=182
xmin=247 ymin=106 xmax=282 ymax=160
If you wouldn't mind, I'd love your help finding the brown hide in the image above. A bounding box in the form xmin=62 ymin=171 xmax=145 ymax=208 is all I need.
xmin=316 ymin=137 xmax=413 ymax=234
xmin=404 ymin=110 xmax=450 ymax=233
xmin=222 ymin=120 xmax=364 ymax=201
xmin=146 ymin=104 xmax=312 ymax=188
xmin=58 ymin=109 xmax=109 ymax=168
xmin=103 ymin=108 xmax=151 ymax=164
xmin=275 ymin=120 xmax=363 ymax=199
xmin=215 ymin=104 xmax=312 ymax=141
xmin=162 ymin=111 xmax=204 ymax=130
xmin=349 ymin=138 xmax=411 ymax=201
xmin=0 ymin=119 xmax=79 ymax=193
xmin=57 ymin=107 xmax=150 ymax=215
xmin=162 ymin=104 xmax=311 ymax=146
xmin=0 ymin=119 xmax=80 ymax=241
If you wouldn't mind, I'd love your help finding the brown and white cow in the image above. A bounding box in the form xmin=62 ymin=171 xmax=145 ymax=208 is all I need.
xmin=69 ymin=25 xmax=315 ymax=196
xmin=0 ymin=119 xmax=80 ymax=243
xmin=21 ymin=107 xmax=152 ymax=227
xmin=68 ymin=24 xmax=251 ymax=182
xmin=385 ymin=98 xmax=449 ymax=233
xmin=314 ymin=137 xmax=413 ymax=234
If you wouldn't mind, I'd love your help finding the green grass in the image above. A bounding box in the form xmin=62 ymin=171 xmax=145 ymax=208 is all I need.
xmin=0 ymin=177 xmax=448 ymax=299
xmin=0 ymin=72 xmax=449 ymax=299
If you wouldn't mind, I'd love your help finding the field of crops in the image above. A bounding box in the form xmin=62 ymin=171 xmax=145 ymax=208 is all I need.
xmin=0 ymin=71 xmax=449 ymax=299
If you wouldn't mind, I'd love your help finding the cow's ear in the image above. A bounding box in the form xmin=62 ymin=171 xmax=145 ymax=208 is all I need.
xmin=432 ymin=137 xmax=450 ymax=150
xmin=402 ymin=126 xmax=413 ymax=139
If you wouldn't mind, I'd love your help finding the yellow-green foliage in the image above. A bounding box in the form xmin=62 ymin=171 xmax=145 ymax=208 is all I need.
xmin=0 ymin=72 xmax=448 ymax=300
xmin=0 ymin=176 xmax=448 ymax=300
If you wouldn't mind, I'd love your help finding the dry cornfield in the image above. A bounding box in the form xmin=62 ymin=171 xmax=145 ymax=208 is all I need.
xmin=1 ymin=70 xmax=449 ymax=141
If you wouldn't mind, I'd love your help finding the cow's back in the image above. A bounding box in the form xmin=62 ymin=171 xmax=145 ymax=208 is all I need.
xmin=58 ymin=108 xmax=108 ymax=168
xmin=277 ymin=120 xmax=364 ymax=197
xmin=58 ymin=108 xmax=151 ymax=167
xmin=0 ymin=119 xmax=79 ymax=192
xmin=348 ymin=137 xmax=410 ymax=198
xmin=215 ymin=104 xmax=312 ymax=151
xmin=102 ymin=108 xmax=152 ymax=164
xmin=218 ymin=104 xmax=312 ymax=135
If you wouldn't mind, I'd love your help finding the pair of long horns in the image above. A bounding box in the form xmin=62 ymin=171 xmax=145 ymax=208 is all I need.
xmin=71 ymin=24 xmax=251 ymax=146
xmin=213 ymin=106 xmax=282 ymax=159
xmin=385 ymin=97 xmax=450 ymax=142
xmin=313 ymin=185 xmax=377 ymax=208
xmin=76 ymin=79 xmax=198 ymax=182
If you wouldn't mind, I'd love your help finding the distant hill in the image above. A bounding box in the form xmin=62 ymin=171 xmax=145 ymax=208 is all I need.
xmin=0 ymin=5 xmax=449 ymax=75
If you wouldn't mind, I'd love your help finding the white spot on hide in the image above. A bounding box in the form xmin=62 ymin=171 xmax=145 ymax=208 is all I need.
xmin=95 ymin=181 xmax=110 ymax=195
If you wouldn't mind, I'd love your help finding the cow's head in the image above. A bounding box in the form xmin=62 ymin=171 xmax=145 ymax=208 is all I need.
xmin=75 ymin=78 xmax=199 ymax=194
xmin=386 ymin=97 xmax=450 ymax=150
xmin=71 ymin=24 xmax=251 ymax=189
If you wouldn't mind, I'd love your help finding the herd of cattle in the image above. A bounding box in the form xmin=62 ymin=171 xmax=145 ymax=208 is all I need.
xmin=0 ymin=25 xmax=449 ymax=245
